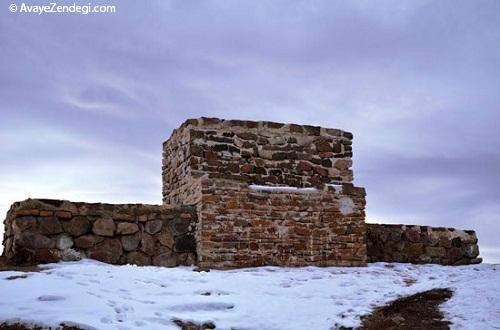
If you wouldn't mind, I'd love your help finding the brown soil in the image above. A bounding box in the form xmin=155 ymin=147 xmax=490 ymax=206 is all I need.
xmin=173 ymin=319 xmax=216 ymax=330
xmin=355 ymin=288 xmax=453 ymax=330
xmin=0 ymin=256 xmax=41 ymax=273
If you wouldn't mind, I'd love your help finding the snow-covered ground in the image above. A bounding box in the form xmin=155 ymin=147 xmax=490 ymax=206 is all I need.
xmin=0 ymin=260 xmax=498 ymax=330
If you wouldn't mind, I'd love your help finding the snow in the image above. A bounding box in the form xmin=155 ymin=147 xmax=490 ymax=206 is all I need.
xmin=339 ymin=197 xmax=355 ymax=215
xmin=0 ymin=260 xmax=498 ymax=330
xmin=325 ymin=183 xmax=343 ymax=194
xmin=248 ymin=185 xmax=318 ymax=193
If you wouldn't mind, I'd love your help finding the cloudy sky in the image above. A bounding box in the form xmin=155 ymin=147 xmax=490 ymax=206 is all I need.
xmin=1 ymin=0 xmax=499 ymax=261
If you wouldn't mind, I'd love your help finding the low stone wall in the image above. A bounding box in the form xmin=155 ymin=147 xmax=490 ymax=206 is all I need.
xmin=197 ymin=179 xmax=367 ymax=268
xmin=2 ymin=199 xmax=197 ymax=266
xmin=366 ymin=224 xmax=481 ymax=265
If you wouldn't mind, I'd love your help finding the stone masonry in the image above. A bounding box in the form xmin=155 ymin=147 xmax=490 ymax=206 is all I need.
xmin=162 ymin=118 xmax=367 ymax=267
xmin=2 ymin=117 xmax=481 ymax=267
xmin=2 ymin=199 xmax=197 ymax=266
xmin=366 ymin=224 xmax=481 ymax=265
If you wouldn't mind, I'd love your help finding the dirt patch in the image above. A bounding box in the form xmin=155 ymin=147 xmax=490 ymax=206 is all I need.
xmin=0 ymin=256 xmax=41 ymax=273
xmin=173 ymin=319 xmax=216 ymax=330
xmin=353 ymin=288 xmax=453 ymax=330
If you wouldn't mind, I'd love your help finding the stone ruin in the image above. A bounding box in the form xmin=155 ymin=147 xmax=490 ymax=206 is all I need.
xmin=1 ymin=118 xmax=482 ymax=267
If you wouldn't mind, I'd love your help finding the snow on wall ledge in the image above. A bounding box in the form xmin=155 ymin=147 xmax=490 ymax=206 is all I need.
xmin=366 ymin=224 xmax=482 ymax=265
xmin=1 ymin=199 xmax=197 ymax=266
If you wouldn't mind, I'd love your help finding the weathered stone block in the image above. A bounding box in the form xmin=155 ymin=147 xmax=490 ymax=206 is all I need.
xmin=88 ymin=239 xmax=122 ymax=264
xmin=63 ymin=216 xmax=91 ymax=236
xmin=121 ymin=232 xmax=141 ymax=251
xmin=92 ymin=218 xmax=116 ymax=237
xmin=116 ymin=223 xmax=139 ymax=235
xmin=18 ymin=232 xmax=55 ymax=250
xmin=37 ymin=217 xmax=63 ymax=235
xmin=144 ymin=220 xmax=162 ymax=235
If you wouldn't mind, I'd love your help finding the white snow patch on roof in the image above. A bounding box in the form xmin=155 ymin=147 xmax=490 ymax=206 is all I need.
xmin=249 ymin=185 xmax=318 ymax=193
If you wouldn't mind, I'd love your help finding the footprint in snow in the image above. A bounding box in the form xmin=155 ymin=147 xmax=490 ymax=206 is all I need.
xmin=114 ymin=304 xmax=134 ymax=322
xmin=37 ymin=295 xmax=66 ymax=301
xmin=87 ymin=291 xmax=103 ymax=298
xmin=134 ymin=321 xmax=146 ymax=327
xmin=169 ymin=302 xmax=234 ymax=312
xmin=100 ymin=316 xmax=113 ymax=324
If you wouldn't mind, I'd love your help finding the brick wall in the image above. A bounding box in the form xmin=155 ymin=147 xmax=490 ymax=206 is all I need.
xmin=197 ymin=179 xmax=367 ymax=268
xmin=366 ymin=224 xmax=481 ymax=265
xmin=2 ymin=199 xmax=197 ymax=266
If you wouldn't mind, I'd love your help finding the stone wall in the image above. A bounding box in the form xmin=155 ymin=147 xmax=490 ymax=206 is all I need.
xmin=162 ymin=117 xmax=355 ymax=205
xmin=2 ymin=117 xmax=483 ymax=268
xmin=366 ymin=224 xmax=481 ymax=265
xmin=197 ymin=179 xmax=367 ymax=268
xmin=162 ymin=117 xmax=368 ymax=268
xmin=2 ymin=199 xmax=197 ymax=266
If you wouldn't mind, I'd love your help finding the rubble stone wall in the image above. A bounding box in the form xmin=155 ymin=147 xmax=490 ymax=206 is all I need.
xmin=162 ymin=117 xmax=355 ymax=205
xmin=366 ymin=224 xmax=481 ymax=265
xmin=197 ymin=178 xmax=367 ymax=268
xmin=2 ymin=199 xmax=197 ymax=266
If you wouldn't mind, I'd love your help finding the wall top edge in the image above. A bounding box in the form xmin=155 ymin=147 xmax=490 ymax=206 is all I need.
xmin=163 ymin=117 xmax=354 ymax=145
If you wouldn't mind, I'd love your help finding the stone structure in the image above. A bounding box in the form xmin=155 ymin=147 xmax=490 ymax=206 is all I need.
xmin=1 ymin=117 xmax=481 ymax=267
xmin=162 ymin=118 xmax=366 ymax=267
xmin=2 ymin=199 xmax=197 ymax=266
xmin=366 ymin=224 xmax=481 ymax=265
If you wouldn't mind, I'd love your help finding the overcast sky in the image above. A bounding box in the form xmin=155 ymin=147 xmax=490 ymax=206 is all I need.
xmin=1 ymin=0 xmax=499 ymax=262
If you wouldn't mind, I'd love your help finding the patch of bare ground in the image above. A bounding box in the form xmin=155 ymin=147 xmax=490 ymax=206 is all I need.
xmin=342 ymin=288 xmax=453 ymax=330
xmin=173 ymin=319 xmax=216 ymax=330
xmin=0 ymin=256 xmax=40 ymax=273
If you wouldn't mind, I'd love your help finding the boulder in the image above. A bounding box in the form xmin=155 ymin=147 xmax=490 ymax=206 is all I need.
xmin=144 ymin=220 xmax=162 ymax=235
xmin=140 ymin=233 xmax=156 ymax=256
xmin=157 ymin=231 xmax=174 ymax=248
xmin=17 ymin=231 xmax=55 ymax=249
xmin=92 ymin=218 xmax=116 ymax=237
xmin=12 ymin=216 xmax=37 ymax=233
xmin=116 ymin=222 xmax=139 ymax=235
xmin=37 ymin=217 xmax=63 ymax=235
xmin=74 ymin=235 xmax=99 ymax=249
xmin=87 ymin=239 xmax=122 ymax=264
xmin=121 ymin=232 xmax=141 ymax=251
xmin=63 ymin=216 xmax=91 ymax=236
xmin=152 ymin=252 xmax=177 ymax=267
xmin=127 ymin=252 xmax=151 ymax=266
